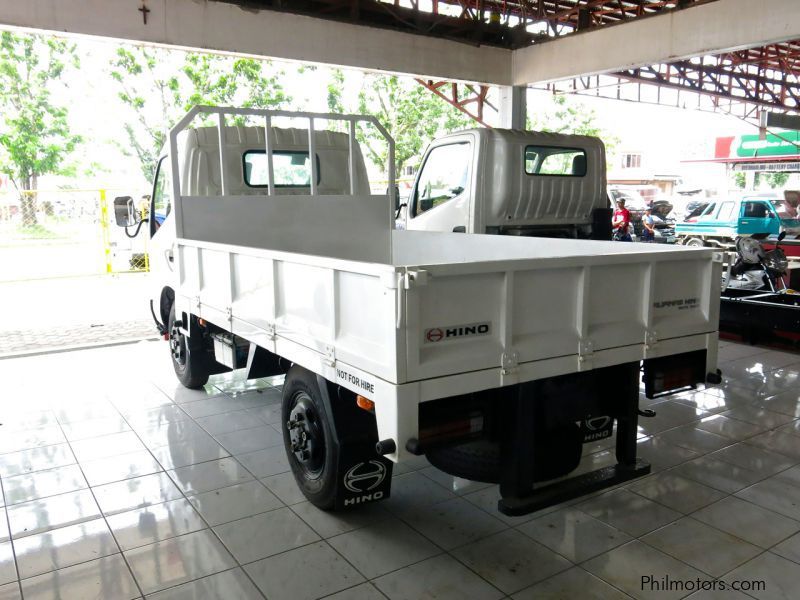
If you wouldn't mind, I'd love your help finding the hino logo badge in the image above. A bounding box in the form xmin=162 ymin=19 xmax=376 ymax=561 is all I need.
xmin=585 ymin=416 xmax=611 ymax=431
xmin=580 ymin=415 xmax=613 ymax=443
xmin=424 ymin=322 xmax=490 ymax=344
xmin=343 ymin=460 xmax=387 ymax=493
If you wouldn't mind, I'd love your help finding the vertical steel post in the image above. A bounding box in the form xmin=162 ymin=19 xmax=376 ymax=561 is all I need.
xmin=217 ymin=110 xmax=228 ymax=196
xmin=308 ymin=117 xmax=318 ymax=195
xmin=348 ymin=120 xmax=357 ymax=195
xmin=387 ymin=138 xmax=396 ymax=208
xmin=264 ymin=114 xmax=275 ymax=195
xmin=499 ymin=85 xmax=527 ymax=130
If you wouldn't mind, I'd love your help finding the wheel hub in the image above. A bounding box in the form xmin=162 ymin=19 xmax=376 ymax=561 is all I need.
xmin=286 ymin=394 xmax=324 ymax=475
xmin=169 ymin=324 xmax=184 ymax=363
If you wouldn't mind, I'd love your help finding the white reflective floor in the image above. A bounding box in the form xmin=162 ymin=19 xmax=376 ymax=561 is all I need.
xmin=0 ymin=340 xmax=798 ymax=599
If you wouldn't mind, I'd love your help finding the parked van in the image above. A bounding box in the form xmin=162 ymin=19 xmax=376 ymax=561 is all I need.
xmin=675 ymin=193 xmax=800 ymax=247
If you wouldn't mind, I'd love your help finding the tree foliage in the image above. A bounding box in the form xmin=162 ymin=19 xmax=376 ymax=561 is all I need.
xmin=350 ymin=74 xmax=472 ymax=175
xmin=527 ymin=94 xmax=616 ymax=155
xmin=764 ymin=171 xmax=790 ymax=189
xmin=110 ymin=47 xmax=290 ymax=182
xmin=0 ymin=32 xmax=81 ymax=224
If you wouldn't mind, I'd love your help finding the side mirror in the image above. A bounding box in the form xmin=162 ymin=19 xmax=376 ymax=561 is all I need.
xmin=419 ymin=198 xmax=434 ymax=213
xmin=778 ymin=231 xmax=787 ymax=241
xmin=394 ymin=187 xmax=401 ymax=211
xmin=113 ymin=196 xmax=140 ymax=227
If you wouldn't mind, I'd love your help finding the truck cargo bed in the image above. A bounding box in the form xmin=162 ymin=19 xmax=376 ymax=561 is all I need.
xmin=177 ymin=229 xmax=720 ymax=390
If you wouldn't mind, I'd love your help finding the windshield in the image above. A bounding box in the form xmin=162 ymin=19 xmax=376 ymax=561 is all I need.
xmin=771 ymin=199 xmax=799 ymax=220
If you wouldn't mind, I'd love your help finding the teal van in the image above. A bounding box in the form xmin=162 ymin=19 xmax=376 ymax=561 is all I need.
xmin=675 ymin=194 xmax=800 ymax=247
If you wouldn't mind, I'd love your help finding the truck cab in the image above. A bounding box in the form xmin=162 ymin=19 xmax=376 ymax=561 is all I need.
xmin=402 ymin=129 xmax=611 ymax=239
xmin=675 ymin=193 xmax=800 ymax=247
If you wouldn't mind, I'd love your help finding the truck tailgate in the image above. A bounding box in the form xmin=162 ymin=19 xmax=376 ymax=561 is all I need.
xmin=396 ymin=232 xmax=719 ymax=382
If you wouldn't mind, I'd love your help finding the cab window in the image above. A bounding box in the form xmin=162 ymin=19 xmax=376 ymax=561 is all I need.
xmin=243 ymin=151 xmax=320 ymax=188
xmin=525 ymin=146 xmax=587 ymax=176
xmin=742 ymin=201 xmax=770 ymax=218
xmin=151 ymin=157 xmax=172 ymax=235
xmin=716 ymin=201 xmax=735 ymax=221
xmin=413 ymin=142 xmax=471 ymax=217
xmin=699 ymin=203 xmax=716 ymax=219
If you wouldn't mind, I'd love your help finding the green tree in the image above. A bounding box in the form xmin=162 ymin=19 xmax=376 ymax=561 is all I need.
xmin=110 ymin=46 xmax=290 ymax=182
xmin=764 ymin=172 xmax=790 ymax=189
xmin=527 ymin=94 xmax=603 ymax=136
xmin=180 ymin=53 xmax=289 ymax=112
xmin=355 ymin=74 xmax=473 ymax=175
xmin=733 ymin=171 xmax=746 ymax=189
xmin=326 ymin=69 xmax=346 ymax=114
xmin=110 ymin=46 xmax=180 ymax=182
xmin=526 ymin=94 xmax=617 ymax=157
xmin=0 ymin=32 xmax=81 ymax=226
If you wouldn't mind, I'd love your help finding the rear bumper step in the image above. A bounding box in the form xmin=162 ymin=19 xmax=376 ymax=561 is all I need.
xmin=498 ymin=459 xmax=651 ymax=516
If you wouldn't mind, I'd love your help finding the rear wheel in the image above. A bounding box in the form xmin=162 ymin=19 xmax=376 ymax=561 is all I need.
xmin=685 ymin=237 xmax=706 ymax=247
xmin=168 ymin=305 xmax=213 ymax=389
xmin=282 ymin=366 xmax=338 ymax=509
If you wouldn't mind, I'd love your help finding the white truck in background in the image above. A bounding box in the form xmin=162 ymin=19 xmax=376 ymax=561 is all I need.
xmin=115 ymin=106 xmax=721 ymax=516
xmin=399 ymin=129 xmax=612 ymax=240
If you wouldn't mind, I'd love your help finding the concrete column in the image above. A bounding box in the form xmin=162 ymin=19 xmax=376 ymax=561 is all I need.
xmin=499 ymin=85 xmax=527 ymax=130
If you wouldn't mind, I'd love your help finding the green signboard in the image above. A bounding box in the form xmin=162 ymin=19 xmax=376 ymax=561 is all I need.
xmin=736 ymin=130 xmax=800 ymax=158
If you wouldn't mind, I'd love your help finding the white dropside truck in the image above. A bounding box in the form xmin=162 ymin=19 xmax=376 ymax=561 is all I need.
xmin=115 ymin=106 xmax=721 ymax=515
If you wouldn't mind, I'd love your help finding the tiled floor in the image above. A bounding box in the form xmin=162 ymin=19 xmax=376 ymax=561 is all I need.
xmin=0 ymin=339 xmax=798 ymax=599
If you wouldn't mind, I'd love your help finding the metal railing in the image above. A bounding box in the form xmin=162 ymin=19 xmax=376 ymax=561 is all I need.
xmin=168 ymin=105 xmax=397 ymax=204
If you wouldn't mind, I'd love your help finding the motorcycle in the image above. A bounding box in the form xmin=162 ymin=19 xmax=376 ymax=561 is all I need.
xmin=722 ymin=231 xmax=789 ymax=292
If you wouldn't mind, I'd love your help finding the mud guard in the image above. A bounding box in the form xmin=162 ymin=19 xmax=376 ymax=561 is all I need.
xmin=315 ymin=375 xmax=394 ymax=509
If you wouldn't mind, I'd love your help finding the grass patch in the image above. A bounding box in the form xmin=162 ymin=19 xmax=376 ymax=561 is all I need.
xmin=12 ymin=223 xmax=62 ymax=240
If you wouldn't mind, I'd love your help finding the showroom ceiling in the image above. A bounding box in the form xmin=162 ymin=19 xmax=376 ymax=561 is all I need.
xmin=220 ymin=0 xmax=799 ymax=116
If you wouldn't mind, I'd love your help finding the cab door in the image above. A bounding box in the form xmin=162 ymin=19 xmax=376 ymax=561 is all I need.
xmin=148 ymin=156 xmax=177 ymax=319
xmin=738 ymin=201 xmax=775 ymax=236
xmin=406 ymin=139 xmax=473 ymax=233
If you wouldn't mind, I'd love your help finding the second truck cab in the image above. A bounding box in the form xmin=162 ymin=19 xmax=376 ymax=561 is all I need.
xmin=402 ymin=129 xmax=610 ymax=240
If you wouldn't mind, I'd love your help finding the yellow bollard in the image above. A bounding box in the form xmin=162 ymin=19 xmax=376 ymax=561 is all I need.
xmin=99 ymin=189 xmax=112 ymax=274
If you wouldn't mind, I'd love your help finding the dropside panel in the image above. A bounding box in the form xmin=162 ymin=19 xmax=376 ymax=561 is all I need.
xmin=177 ymin=241 xmax=401 ymax=384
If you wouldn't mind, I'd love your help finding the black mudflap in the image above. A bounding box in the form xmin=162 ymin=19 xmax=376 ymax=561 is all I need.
xmin=498 ymin=362 xmax=650 ymax=515
xmin=336 ymin=444 xmax=393 ymax=509
xmin=317 ymin=377 xmax=393 ymax=510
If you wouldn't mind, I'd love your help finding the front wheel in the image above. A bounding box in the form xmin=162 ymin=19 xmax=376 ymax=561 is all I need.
xmin=282 ymin=366 xmax=338 ymax=510
xmin=168 ymin=305 xmax=213 ymax=389
xmin=684 ymin=237 xmax=706 ymax=247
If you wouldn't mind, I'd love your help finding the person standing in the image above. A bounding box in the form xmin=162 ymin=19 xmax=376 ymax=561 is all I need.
xmin=641 ymin=207 xmax=656 ymax=242
xmin=612 ymin=199 xmax=632 ymax=241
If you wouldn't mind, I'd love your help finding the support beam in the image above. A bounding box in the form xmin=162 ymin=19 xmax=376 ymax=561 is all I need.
xmin=0 ymin=0 xmax=511 ymax=86
xmin=499 ymin=86 xmax=528 ymax=129
xmin=513 ymin=0 xmax=800 ymax=85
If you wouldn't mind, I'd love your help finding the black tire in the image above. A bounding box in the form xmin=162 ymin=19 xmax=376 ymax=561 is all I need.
xmin=427 ymin=440 xmax=502 ymax=483
xmin=168 ymin=304 xmax=212 ymax=390
xmin=427 ymin=424 xmax=583 ymax=484
xmin=282 ymin=366 xmax=338 ymax=510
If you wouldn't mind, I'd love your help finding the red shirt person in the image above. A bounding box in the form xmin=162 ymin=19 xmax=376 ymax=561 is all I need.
xmin=612 ymin=199 xmax=632 ymax=241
